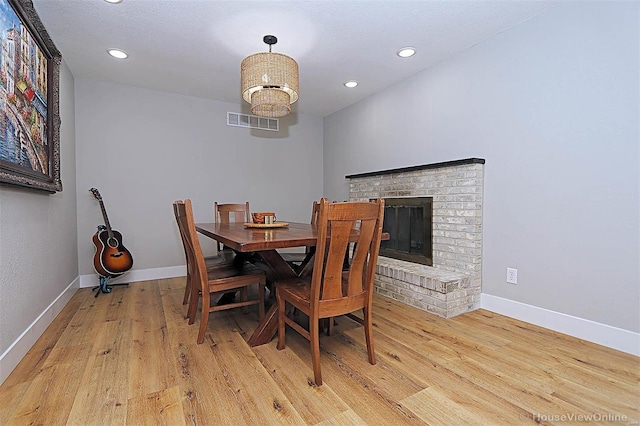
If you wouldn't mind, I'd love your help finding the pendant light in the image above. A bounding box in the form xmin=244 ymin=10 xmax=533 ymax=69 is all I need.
xmin=241 ymin=35 xmax=299 ymax=118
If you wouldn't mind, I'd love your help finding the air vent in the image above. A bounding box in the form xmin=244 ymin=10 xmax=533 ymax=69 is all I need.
xmin=227 ymin=112 xmax=279 ymax=132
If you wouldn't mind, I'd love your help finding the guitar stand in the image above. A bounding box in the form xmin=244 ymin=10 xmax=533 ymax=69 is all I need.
xmin=92 ymin=276 xmax=130 ymax=297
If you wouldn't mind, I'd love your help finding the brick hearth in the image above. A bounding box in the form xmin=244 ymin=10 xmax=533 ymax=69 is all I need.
xmin=347 ymin=158 xmax=484 ymax=318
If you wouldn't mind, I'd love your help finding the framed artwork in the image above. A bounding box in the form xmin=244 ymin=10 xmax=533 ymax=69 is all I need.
xmin=0 ymin=0 xmax=61 ymax=192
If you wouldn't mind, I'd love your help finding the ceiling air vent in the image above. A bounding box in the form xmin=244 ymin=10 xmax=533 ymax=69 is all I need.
xmin=227 ymin=112 xmax=279 ymax=132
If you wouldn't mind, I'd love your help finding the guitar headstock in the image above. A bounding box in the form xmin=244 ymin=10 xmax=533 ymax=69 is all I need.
xmin=89 ymin=188 xmax=102 ymax=201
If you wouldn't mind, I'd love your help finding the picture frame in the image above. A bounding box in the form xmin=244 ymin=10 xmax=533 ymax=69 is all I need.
xmin=0 ymin=0 xmax=61 ymax=193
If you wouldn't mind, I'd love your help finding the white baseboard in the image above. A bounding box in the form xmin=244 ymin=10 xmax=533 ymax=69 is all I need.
xmin=0 ymin=277 xmax=79 ymax=385
xmin=481 ymin=293 xmax=640 ymax=356
xmin=79 ymin=265 xmax=187 ymax=288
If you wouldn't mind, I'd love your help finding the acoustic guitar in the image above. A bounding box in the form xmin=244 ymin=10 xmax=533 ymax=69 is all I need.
xmin=90 ymin=188 xmax=133 ymax=278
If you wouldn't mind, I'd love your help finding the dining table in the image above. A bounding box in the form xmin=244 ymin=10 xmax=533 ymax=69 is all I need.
xmin=195 ymin=220 xmax=388 ymax=347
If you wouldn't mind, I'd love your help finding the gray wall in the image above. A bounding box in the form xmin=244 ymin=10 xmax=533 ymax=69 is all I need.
xmin=0 ymin=62 xmax=77 ymax=356
xmin=323 ymin=1 xmax=639 ymax=332
xmin=74 ymin=79 xmax=323 ymax=277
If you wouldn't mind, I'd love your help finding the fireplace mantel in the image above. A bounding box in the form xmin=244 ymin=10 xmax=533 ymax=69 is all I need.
xmin=347 ymin=158 xmax=485 ymax=318
xmin=346 ymin=158 xmax=485 ymax=179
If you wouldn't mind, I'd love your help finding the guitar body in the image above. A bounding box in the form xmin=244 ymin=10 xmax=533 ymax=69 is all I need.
xmin=92 ymin=226 xmax=134 ymax=277
xmin=90 ymin=188 xmax=134 ymax=279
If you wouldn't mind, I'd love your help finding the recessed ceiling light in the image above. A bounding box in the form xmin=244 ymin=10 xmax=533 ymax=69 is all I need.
xmin=344 ymin=80 xmax=358 ymax=88
xmin=107 ymin=48 xmax=128 ymax=59
xmin=104 ymin=0 xmax=123 ymax=3
xmin=397 ymin=47 xmax=416 ymax=58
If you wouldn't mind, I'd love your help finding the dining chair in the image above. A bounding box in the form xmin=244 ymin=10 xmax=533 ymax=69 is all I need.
xmin=213 ymin=201 xmax=253 ymax=303
xmin=281 ymin=199 xmax=351 ymax=335
xmin=213 ymin=201 xmax=251 ymax=252
xmin=176 ymin=199 xmax=266 ymax=344
xmin=280 ymin=200 xmax=320 ymax=266
xmin=275 ymin=197 xmax=385 ymax=385
xmin=173 ymin=202 xmax=236 ymax=308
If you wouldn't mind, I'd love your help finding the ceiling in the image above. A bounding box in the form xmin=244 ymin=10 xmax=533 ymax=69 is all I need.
xmin=31 ymin=0 xmax=557 ymax=117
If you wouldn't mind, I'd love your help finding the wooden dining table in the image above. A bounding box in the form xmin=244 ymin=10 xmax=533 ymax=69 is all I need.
xmin=195 ymin=221 xmax=388 ymax=346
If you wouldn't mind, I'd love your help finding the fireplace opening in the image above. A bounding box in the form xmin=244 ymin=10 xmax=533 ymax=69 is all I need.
xmin=377 ymin=197 xmax=433 ymax=266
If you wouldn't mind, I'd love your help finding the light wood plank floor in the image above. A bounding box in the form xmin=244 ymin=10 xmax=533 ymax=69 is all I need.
xmin=1 ymin=277 xmax=638 ymax=425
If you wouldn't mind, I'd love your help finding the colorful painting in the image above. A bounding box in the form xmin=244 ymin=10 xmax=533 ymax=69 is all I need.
xmin=0 ymin=0 xmax=61 ymax=192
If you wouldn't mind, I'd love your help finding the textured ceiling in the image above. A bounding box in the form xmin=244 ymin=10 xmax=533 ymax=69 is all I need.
xmin=31 ymin=0 xmax=557 ymax=117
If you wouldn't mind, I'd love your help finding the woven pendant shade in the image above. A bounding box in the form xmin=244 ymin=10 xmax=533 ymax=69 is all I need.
xmin=241 ymin=37 xmax=299 ymax=118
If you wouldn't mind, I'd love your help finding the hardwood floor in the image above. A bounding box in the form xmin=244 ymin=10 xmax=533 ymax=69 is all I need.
xmin=1 ymin=277 xmax=638 ymax=425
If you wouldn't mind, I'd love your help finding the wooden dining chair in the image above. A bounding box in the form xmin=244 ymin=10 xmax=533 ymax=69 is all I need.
xmin=176 ymin=199 xmax=265 ymax=344
xmin=173 ymin=202 xmax=236 ymax=308
xmin=214 ymin=201 xmax=251 ymax=252
xmin=175 ymin=200 xmax=254 ymax=324
xmin=281 ymin=199 xmax=351 ymax=335
xmin=275 ymin=197 xmax=385 ymax=385
xmin=280 ymin=200 xmax=320 ymax=266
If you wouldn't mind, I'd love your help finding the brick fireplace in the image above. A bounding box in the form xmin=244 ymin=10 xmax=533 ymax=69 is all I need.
xmin=347 ymin=158 xmax=484 ymax=318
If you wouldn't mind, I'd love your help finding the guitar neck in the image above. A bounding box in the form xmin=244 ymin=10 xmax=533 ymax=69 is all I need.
xmin=98 ymin=199 xmax=115 ymax=239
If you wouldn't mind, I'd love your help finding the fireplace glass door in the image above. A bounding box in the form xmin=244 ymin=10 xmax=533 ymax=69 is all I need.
xmin=379 ymin=197 xmax=432 ymax=265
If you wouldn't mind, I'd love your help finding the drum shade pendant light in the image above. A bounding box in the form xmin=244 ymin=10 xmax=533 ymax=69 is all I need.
xmin=241 ymin=35 xmax=299 ymax=118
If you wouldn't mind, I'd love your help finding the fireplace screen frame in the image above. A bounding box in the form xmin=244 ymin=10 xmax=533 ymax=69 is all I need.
xmin=375 ymin=197 xmax=433 ymax=266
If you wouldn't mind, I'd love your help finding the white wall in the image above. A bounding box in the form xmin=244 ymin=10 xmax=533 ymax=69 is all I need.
xmin=0 ymin=61 xmax=78 ymax=380
xmin=323 ymin=1 xmax=639 ymax=332
xmin=74 ymin=80 xmax=323 ymax=277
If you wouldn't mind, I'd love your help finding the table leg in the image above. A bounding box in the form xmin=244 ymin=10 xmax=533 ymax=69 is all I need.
xmin=247 ymin=303 xmax=278 ymax=346
xmin=246 ymin=250 xmax=299 ymax=347
xmin=253 ymin=250 xmax=297 ymax=281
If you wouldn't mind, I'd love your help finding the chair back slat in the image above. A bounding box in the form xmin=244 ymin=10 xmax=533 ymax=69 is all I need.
xmin=322 ymin=220 xmax=353 ymax=299
xmin=348 ymin=218 xmax=377 ymax=294
xmin=217 ymin=210 xmax=246 ymax=223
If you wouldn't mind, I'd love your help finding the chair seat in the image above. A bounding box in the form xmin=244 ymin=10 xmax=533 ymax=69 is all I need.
xmin=205 ymin=263 xmax=262 ymax=281
xmin=183 ymin=250 xmax=238 ymax=307
xmin=278 ymin=272 xmax=365 ymax=318
xmin=275 ymin=276 xmax=313 ymax=307
xmin=204 ymin=249 xmax=237 ymax=270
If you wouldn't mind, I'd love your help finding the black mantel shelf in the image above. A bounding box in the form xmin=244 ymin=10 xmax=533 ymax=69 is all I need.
xmin=345 ymin=158 xmax=485 ymax=179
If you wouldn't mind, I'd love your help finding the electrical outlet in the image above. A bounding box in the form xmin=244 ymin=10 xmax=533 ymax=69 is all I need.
xmin=506 ymin=268 xmax=518 ymax=284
